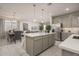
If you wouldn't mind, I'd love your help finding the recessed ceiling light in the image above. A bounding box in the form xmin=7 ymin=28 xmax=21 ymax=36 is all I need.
xmin=40 ymin=16 xmax=42 ymax=18
xmin=49 ymin=13 xmax=52 ymax=16
xmin=33 ymin=19 xmax=37 ymax=22
xmin=65 ymin=8 xmax=70 ymax=11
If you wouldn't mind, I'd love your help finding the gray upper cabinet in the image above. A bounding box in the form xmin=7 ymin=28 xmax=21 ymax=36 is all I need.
xmin=52 ymin=11 xmax=79 ymax=28
xmin=26 ymin=37 xmax=34 ymax=56
xmin=62 ymin=15 xmax=71 ymax=28
xmin=71 ymin=15 xmax=78 ymax=27
xmin=53 ymin=17 xmax=62 ymax=24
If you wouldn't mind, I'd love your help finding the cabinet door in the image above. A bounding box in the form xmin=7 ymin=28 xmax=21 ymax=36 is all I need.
xmin=26 ymin=37 xmax=34 ymax=56
xmin=71 ymin=16 xmax=78 ymax=27
xmin=42 ymin=35 xmax=48 ymax=50
xmin=33 ymin=37 xmax=43 ymax=55
xmin=48 ymin=34 xmax=55 ymax=47
xmin=62 ymin=32 xmax=72 ymax=40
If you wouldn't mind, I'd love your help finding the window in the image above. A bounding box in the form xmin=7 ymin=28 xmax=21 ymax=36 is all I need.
xmin=5 ymin=20 xmax=17 ymax=31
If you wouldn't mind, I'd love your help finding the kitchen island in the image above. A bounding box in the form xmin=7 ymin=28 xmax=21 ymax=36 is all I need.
xmin=25 ymin=32 xmax=56 ymax=56
xmin=59 ymin=34 xmax=79 ymax=56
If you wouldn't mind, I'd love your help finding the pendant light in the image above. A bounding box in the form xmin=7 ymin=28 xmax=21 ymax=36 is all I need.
xmin=33 ymin=4 xmax=36 ymax=22
xmin=41 ymin=9 xmax=44 ymax=23
xmin=11 ymin=11 xmax=16 ymax=29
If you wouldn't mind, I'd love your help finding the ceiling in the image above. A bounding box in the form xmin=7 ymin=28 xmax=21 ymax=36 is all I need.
xmin=0 ymin=3 xmax=79 ymax=22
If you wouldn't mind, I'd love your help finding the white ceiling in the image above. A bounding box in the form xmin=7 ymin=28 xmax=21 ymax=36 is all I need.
xmin=0 ymin=3 xmax=79 ymax=22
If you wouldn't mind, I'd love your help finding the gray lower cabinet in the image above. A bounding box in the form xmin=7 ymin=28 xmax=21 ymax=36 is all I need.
xmin=26 ymin=34 xmax=55 ymax=56
xmin=26 ymin=37 xmax=34 ymax=56
xmin=42 ymin=35 xmax=48 ymax=50
xmin=62 ymin=49 xmax=79 ymax=56
xmin=48 ymin=34 xmax=55 ymax=47
xmin=33 ymin=37 xmax=43 ymax=55
xmin=62 ymin=32 xmax=72 ymax=41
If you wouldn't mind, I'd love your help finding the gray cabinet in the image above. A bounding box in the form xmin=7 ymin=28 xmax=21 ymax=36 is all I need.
xmin=62 ymin=32 xmax=72 ymax=41
xmin=71 ymin=15 xmax=79 ymax=27
xmin=26 ymin=37 xmax=34 ymax=56
xmin=48 ymin=34 xmax=55 ymax=47
xmin=26 ymin=34 xmax=55 ymax=56
xmin=62 ymin=49 xmax=79 ymax=56
xmin=33 ymin=37 xmax=43 ymax=55
xmin=52 ymin=12 xmax=79 ymax=28
xmin=42 ymin=35 xmax=48 ymax=50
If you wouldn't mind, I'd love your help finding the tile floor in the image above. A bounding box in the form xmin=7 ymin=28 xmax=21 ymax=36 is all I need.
xmin=0 ymin=38 xmax=62 ymax=56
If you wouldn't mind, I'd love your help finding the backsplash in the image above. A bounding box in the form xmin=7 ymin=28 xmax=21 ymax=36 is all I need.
xmin=63 ymin=28 xmax=79 ymax=34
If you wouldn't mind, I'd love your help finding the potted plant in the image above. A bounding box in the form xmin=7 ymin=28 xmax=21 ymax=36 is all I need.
xmin=39 ymin=24 xmax=43 ymax=32
xmin=46 ymin=25 xmax=51 ymax=33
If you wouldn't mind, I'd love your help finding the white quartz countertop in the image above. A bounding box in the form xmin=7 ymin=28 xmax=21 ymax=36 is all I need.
xmin=59 ymin=34 xmax=79 ymax=54
xmin=25 ymin=32 xmax=55 ymax=37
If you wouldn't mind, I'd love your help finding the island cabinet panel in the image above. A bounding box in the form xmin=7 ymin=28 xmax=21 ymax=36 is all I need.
xmin=42 ymin=35 xmax=48 ymax=50
xmin=48 ymin=34 xmax=55 ymax=47
xmin=33 ymin=37 xmax=43 ymax=55
xmin=62 ymin=49 xmax=79 ymax=56
xmin=26 ymin=33 xmax=55 ymax=56
xmin=26 ymin=37 xmax=34 ymax=56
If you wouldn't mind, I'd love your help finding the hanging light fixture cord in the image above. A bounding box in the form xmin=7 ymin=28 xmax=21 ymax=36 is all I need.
xmin=33 ymin=4 xmax=36 ymax=21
